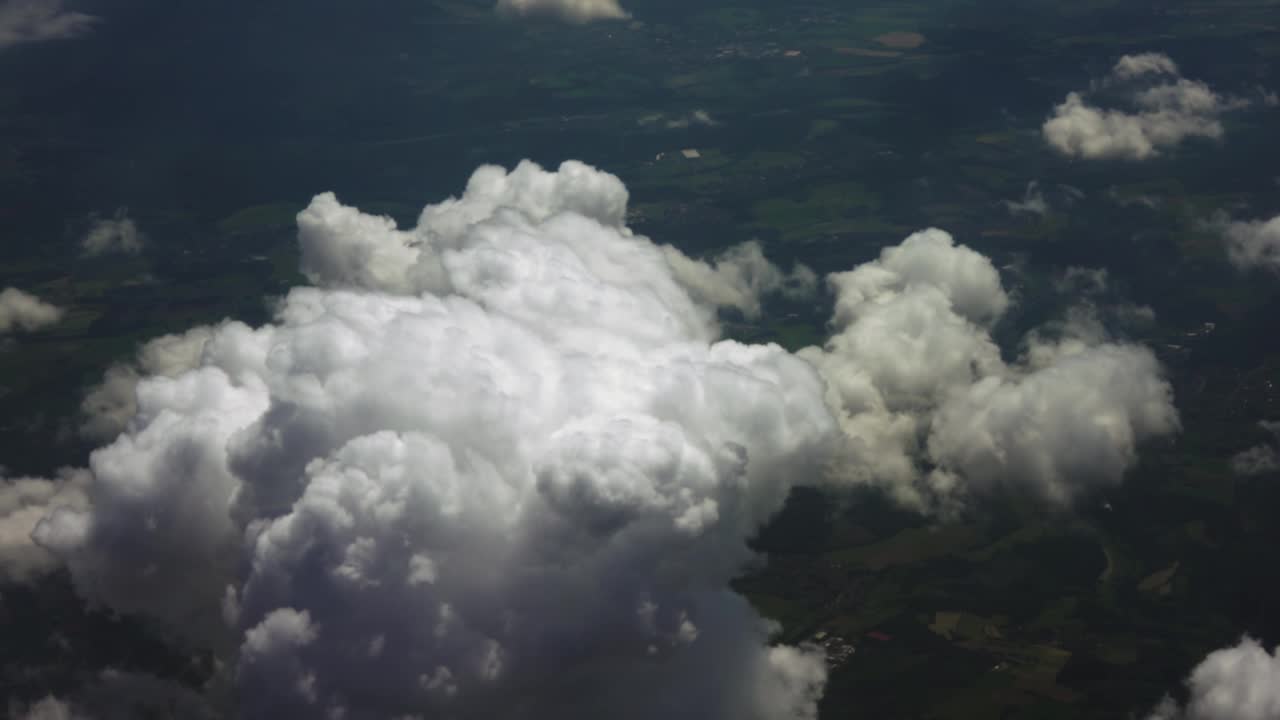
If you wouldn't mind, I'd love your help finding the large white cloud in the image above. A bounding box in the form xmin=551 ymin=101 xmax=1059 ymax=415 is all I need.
xmin=800 ymin=228 xmax=1178 ymax=510
xmin=1220 ymin=215 xmax=1280 ymax=274
xmin=0 ymin=0 xmax=94 ymax=50
xmin=1043 ymin=53 xmax=1248 ymax=160
xmin=1148 ymin=637 xmax=1280 ymax=720
xmin=0 ymin=287 xmax=63 ymax=334
xmin=38 ymin=160 xmax=835 ymax=719
xmin=27 ymin=159 xmax=1179 ymax=717
xmin=495 ymin=0 xmax=629 ymax=24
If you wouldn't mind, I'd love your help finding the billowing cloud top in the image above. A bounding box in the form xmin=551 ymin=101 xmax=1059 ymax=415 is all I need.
xmin=1148 ymin=637 xmax=1280 ymax=720
xmin=26 ymin=159 xmax=1180 ymax=717
xmin=0 ymin=0 xmax=95 ymax=50
xmin=0 ymin=287 xmax=63 ymax=334
xmin=801 ymin=228 xmax=1178 ymax=510
xmin=0 ymin=470 xmax=88 ymax=584
xmin=496 ymin=0 xmax=630 ymax=24
xmin=1043 ymin=53 xmax=1247 ymax=160
xmin=39 ymin=160 xmax=834 ymax=719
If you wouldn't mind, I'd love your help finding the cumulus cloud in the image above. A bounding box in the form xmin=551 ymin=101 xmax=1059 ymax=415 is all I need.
xmin=0 ymin=470 xmax=88 ymax=584
xmin=799 ymin=229 xmax=1178 ymax=510
xmin=1219 ymin=214 xmax=1280 ymax=274
xmin=1113 ymin=52 xmax=1181 ymax=80
xmin=496 ymin=0 xmax=629 ymax=23
xmin=0 ymin=287 xmax=63 ymax=334
xmin=1043 ymin=53 xmax=1248 ymax=160
xmin=36 ymin=160 xmax=835 ymax=719
xmin=0 ymin=0 xmax=95 ymax=50
xmin=25 ymin=159 xmax=1179 ymax=717
xmin=1148 ymin=637 xmax=1280 ymax=720
xmin=81 ymin=208 xmax=144 ymax=257
xmin=80 ymin=325 xmax=217 ymax=440
xmin=1231 ymin=421 xmax=1280 ymax=476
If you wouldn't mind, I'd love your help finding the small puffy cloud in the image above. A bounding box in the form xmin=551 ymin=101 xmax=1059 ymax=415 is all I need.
xmin=662 ymin=240 xmax=816 ymax=319
xmin=640 ymin=110 xmax=721 ymax=130
xmin=800 ymin=228 xmax=1177 ymax=510
xmin=0 ymin=470 xmax=89 ymax=583
xmin=1113 ymin=52 xmax=1180 ymax=80
xmin=0 ymin=287 xmax=63 ymax=334
xmin=1005 ymin=180 xmax=1050 ymax=217
xmin=1219 ymin=214 xmax=1280 ymax=274
xmin=1148 ymin=637 xmax=1280 ymax=720
xmin=0 ymin=0 xmax=95 ymax=50
xmin=1044 ymin=53 xmax=1247 ymax=160
xmin=82 ymin=209 xmax=144 ymax=257
xmin=1231 ymin=421 xmax=1280 ymax=476
xmin=496 ymin=0 xmax=629 ymax=23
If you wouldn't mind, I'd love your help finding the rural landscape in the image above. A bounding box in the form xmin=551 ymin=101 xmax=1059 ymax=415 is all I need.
xmin=2 ymin=0 xmax=1280 ymax=717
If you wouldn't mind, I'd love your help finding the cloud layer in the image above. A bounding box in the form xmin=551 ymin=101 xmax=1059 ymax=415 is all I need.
xmin=0 ymin=287 xmax=63 ymax=334
xmin=495 ymin=0 xmax=629 ymax=23
xmin=1043 ymin=53 xmax=1247 ymax=160
xmin=0 ymin=0 xmax=94 ymax=50
xmin=1149 ymin=637 xmax=1280 ymax=720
